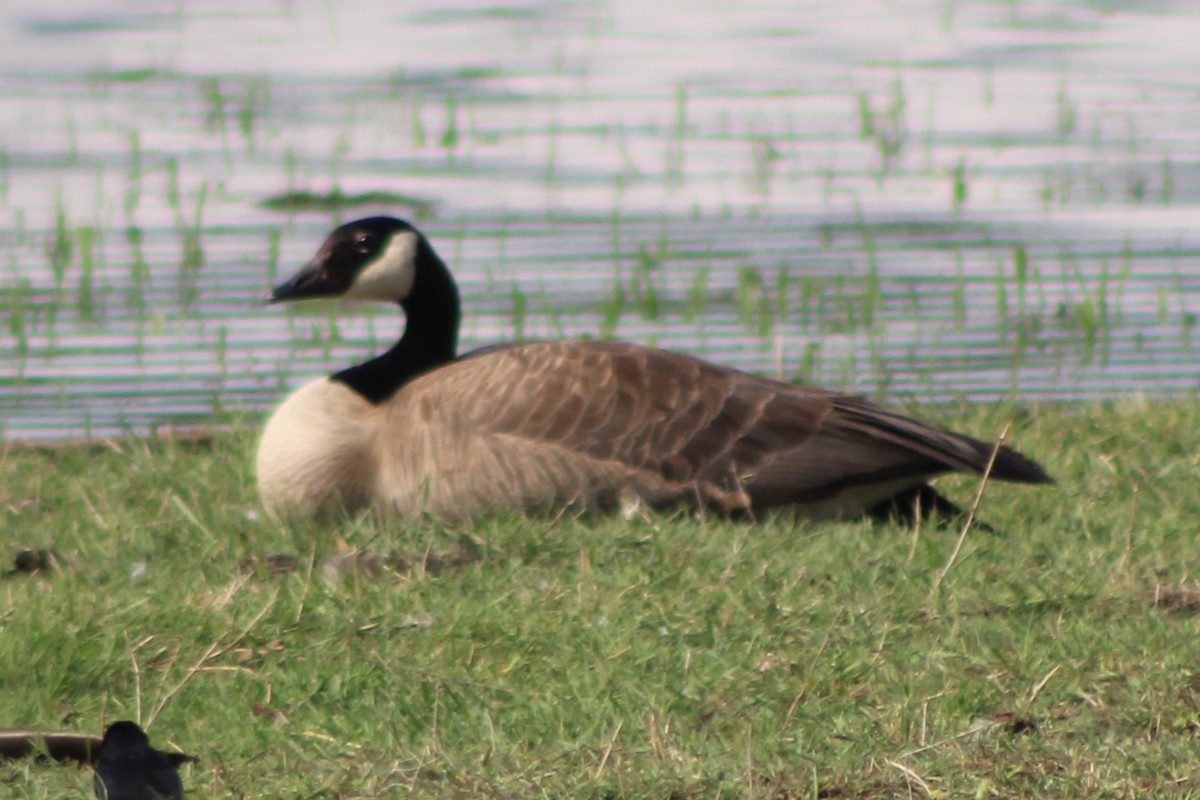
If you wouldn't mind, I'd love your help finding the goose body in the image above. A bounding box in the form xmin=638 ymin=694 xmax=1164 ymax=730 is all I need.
xmin=257 ymin=217 xmax=1051 ymax=523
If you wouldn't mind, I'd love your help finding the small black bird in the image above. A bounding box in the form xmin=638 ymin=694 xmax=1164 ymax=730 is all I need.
xmin=93 ymin=721 xmax=184 ymax=800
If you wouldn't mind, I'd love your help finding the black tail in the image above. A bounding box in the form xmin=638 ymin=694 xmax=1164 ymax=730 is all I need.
xmin=988 ymin=443 xmax=1053 ymax=484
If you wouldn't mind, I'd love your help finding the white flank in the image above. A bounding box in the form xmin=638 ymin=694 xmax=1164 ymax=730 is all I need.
xmin=344 ymin=230 xmax=418 ymax=302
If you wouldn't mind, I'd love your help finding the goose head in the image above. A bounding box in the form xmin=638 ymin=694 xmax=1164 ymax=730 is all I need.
xmin=269 ymin=216 xmax=440 ymax=308
xmin=267 ymin=216 xmax=462 ymax=403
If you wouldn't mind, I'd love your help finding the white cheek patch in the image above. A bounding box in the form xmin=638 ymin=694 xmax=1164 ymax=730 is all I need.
xmin=344 ymin=231 xmax=418 ymax=301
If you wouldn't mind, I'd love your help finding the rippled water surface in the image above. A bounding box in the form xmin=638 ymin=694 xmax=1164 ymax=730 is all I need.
xmin=1 ymin=0 xmax=1198 ymax=440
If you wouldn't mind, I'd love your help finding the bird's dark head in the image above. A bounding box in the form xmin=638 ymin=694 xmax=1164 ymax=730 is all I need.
xmin=269 ymin=217 xmax=424 ymax=305
xmin=100 ymin=720 xmax=150 ymax=751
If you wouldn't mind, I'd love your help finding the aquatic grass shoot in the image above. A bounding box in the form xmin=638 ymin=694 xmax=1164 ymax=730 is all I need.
xmin=735 ymin=264 xmax=770 ymax=338
xmin=1056 ymin=76 xmax=1077 ymax=140
xmin=951 ymin=156 xmax=968 ymax=213
xmin=200 ymin=75 xmax=231 ymax=156
xmin=684 ymin=266 xmax=709 ymax=323
xmin=543 ymin=111 xmax=561 ymax=189
xmin=176 ymin=180 xmax=208 ymax=309
xmin=630 ymin=242 xmax=663 ymax=321
xmin=1160 ymin=153 xmax=1175 ymax=202
xmin=125 ymin=129 xmax=143 ymax=216
xmin=665 ymin=82 xmax=688 ymax=185
xmin=5 ymin=278 xmax=30 ymax=376
xmin=857 ymin=72 xmax=908 ymax=171
xmin=409 ymin=88 xmax=428 ymax=148
xmin=952 ymin=252 xmax=966 ymax=327
xmin=48 ymin=196 xmax=71 ymax=288
xmin=796 ymin=340 xmax=822 ymax=383
xmin=0 ymin=138 xmax=9 ymax=201
xmin=323 ymin=307 xmax=341 ymax=358
xmin=600 ymin=264 xmax=624 ymax=340
xmin=215 ymin=325 xmax=228 ymax=385
xmin=265 ymin=228 xmax=281 ymax=286
xmin=441 ymin=93 xmax=460 ymax=156
xmin=534 ymin=280 xmax=566 ymax=341
xmin=75 ymin=225 xmax=96 ymax=321
xmin=509 ymin=282 xmax=527 ymax=340
xmin=124 ymin=224 xmax=148 ymax=312
xmin=1181 ymin=309 xmax=1196 ymax=348
xmin=748 ymin=131 xmax=782 ymax=198
xmin=1013 ymin=244 xmax=1029 ymax=318
xmin=238 ymin=76 xmax=270 ymax=150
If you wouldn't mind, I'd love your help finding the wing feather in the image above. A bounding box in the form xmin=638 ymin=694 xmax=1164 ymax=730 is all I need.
xmin=375 ymin=340 xmax=1045 ymax=521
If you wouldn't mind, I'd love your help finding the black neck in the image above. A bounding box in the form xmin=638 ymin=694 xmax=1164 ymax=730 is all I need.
xmin=332 ymin=237 xmax=460 ymax=404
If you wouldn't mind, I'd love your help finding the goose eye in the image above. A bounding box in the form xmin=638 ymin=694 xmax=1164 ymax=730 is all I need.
xmin=355 ymin=233 xmax=375 ymax=254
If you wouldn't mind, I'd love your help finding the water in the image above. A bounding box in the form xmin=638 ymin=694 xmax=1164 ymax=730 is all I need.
xmin=1 ymin=0 xmax=1198 ymax=440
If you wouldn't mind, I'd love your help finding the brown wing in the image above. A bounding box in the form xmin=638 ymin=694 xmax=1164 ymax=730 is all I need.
xmin=822 ymin=396 xmax=1050 ymax=483
xmin=742 ymin=394 xmax=1050 ymax=511
xmin=466 ymin=341 xmax=832 ymax=506
xmin=381 ymin=340 xmax=1047 ymax=520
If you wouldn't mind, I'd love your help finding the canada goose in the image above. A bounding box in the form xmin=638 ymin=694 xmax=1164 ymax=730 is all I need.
xmin=256 ymin=217 xmax=1051 ymax=523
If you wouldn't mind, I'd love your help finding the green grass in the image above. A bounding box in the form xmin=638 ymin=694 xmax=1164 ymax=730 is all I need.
xmin=3 ymin=400 xmax=1200 ymax=798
